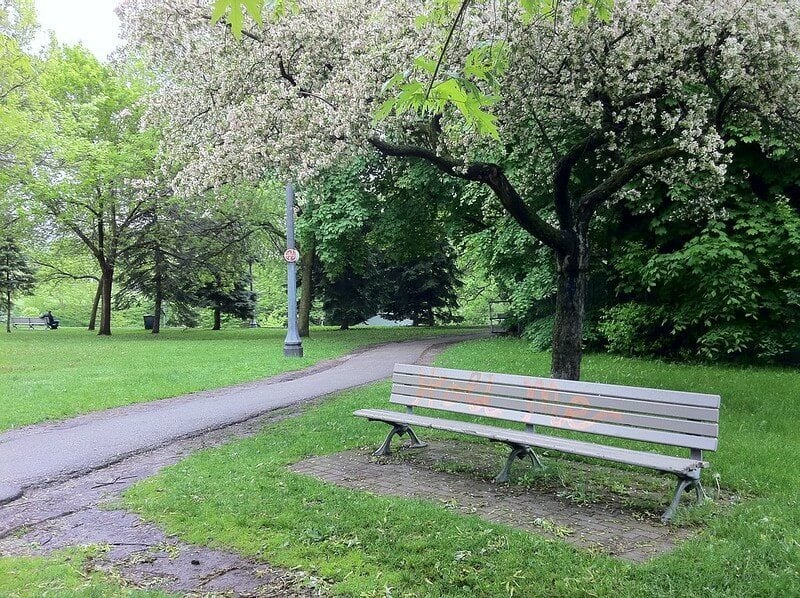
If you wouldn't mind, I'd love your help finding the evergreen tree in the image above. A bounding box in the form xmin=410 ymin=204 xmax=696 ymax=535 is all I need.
xmin=196 ymin=274 xmax=257 ymax=330
xmin=380 ymin=250 xmax=463 ymax=326
xmin=0 ymin=235 xmax=35 ymax=332
xmin=320 ymin=262 xmax=382 ymax=330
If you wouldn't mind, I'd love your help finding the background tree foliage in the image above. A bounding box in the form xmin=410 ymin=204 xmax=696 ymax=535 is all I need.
xmin=302 ymin=158 xmax=465 ymax=329
xmin=0 ymin=223 xmax=35 ymax=332
xmin=6 ymin=0 xmax=800 ymax=375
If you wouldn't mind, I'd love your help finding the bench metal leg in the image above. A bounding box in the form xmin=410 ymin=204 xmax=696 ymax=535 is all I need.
xmin=662 ymin=476 xmax=706 ymax=523
xmin=373 ymin=424 xmax=427 ymax=456
xmin=494 ymin=444 xmax=543 ymax=484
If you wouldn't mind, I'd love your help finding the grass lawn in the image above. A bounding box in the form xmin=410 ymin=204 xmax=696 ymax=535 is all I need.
xmin=119 ymin=338 xmax=800 ymax=596
xmin=0 ymin=548 xmax=169 ymax=597
xmin=0 ymin=325 xmax=472 ymax=431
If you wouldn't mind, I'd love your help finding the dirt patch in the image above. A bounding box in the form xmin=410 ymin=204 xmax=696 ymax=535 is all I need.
xmin=289 ymin=439 xmax=731 ymax=562
xmin=0 ymin=403 xmax=319 ymax=596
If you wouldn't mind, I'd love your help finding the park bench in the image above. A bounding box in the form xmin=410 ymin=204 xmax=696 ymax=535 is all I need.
xmin=10 ymin=316 xmax=59 ymax=330
xmin=354 ymin=364 xmax=720 ymax=522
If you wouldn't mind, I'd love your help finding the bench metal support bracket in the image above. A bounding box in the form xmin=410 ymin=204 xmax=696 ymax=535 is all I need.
xmin=493 ymin=442 xmax=543 ymax=484
xmin=373 ymin=423 xmax=427 ymax=456
xmin=662 ymin=473 xmax=706 ymax=523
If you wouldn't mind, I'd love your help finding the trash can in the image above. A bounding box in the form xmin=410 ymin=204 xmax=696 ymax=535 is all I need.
xmin=143 ymin=314 xmax=155 ymax=330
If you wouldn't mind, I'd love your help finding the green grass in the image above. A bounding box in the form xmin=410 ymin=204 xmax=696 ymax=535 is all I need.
xmin=120 ymin=338 xmax=800 ymax=596
xmin=0 ymin=548 xmax=169 ymax=597
xmin=0 ymin=325 xmax=472 ymax=431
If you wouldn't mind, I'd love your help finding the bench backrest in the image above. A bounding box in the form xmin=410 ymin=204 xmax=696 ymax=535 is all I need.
xmin=391 ymin=364 xmax=720 ymax=452
xmin=11 ymin=317 xmax=47 ymax=325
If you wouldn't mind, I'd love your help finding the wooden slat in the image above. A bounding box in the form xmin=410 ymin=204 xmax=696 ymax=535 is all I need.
xmin=391 ymin=384 xmax=719 ymax=437
xmin=392 ymin=374 xmax=719 ymax=423
xmin=394 ymin=364 xmax=721 ymax=409
xmin=354 ymin=409 xmax=707 ymax=476
xmin=389 ymin=395 xmax=718 ymax=451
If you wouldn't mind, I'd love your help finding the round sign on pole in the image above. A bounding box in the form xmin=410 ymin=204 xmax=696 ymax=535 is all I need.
xmin=283 ymin=248 xmax=300 ymax=263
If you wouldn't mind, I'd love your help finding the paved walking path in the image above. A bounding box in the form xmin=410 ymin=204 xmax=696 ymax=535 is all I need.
xmin=0 ymin=334 xmax=479 ymax=504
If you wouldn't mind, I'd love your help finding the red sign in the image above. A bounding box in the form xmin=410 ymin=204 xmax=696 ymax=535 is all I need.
xmin=283 ymin=248 xmax=300 ymax=263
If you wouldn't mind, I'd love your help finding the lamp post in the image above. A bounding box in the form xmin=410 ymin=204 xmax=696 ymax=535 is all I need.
xmin=283 ymin=182 xmax=303 ymax=357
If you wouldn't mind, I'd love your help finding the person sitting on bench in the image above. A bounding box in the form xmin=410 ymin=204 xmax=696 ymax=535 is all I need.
xmin=39 ymin=311 xmax=60 ymax=329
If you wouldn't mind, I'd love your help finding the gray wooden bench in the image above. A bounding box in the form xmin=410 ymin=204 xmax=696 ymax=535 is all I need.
xmin=11 ymin=317 xmax=50 ymax=329
xmin=354 ymin=364 xmax=720 ymax=522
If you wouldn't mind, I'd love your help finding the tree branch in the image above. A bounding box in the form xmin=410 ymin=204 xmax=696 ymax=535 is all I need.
xmin=369 ymin=137 xmax=568 ymax=252
xmin=277 ymin=54 xmax=337 ymax=110
xmin=552 ymin=132 xmax=605 ymax=230
xmin=34 ymin=260 xmax=100 ymax=284
xmin=424 ymin=0 xmax=471 ymax=101
xmin=578 ymin=144 xmax=683 ymax=223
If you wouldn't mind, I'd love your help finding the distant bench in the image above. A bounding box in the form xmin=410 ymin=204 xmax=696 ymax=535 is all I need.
xmin=354 ymin=364 xmax=720 ymax=522
xmin=11 ymin=316 xmax=59 ymax=330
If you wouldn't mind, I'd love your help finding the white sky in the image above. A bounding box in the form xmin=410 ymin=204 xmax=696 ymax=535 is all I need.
xmin=34 ymin=0 xmax=121 ymax=61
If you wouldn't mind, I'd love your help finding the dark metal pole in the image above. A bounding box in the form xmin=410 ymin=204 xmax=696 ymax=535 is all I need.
xmin=284 ymin=183 xmax=303 ymax=357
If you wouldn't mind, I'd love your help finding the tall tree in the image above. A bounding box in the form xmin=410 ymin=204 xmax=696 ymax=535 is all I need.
xmin=1 ymin=0 xmax=46 ymax=222
xmin=35 ymin=46 xmax=159 ymax=335
xmin=29 ymin=238 xmax=103 ymax=329
xmin=116 ymin=194 xmax=193 ymax=333
xmin=0 ymin=229 xmax=35 ymax=332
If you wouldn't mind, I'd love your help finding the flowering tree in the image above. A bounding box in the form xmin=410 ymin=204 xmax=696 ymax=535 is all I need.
xmin=120 ymin=0 xmax=800 ymax=378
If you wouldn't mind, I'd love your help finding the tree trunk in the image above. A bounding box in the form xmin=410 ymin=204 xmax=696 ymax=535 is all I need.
xmin=550 ymin=236 xmax=589 ymax=380
xmin=98 ymin=268 xmax=113 ymax=336
xmin=152 ymin=292 xmax=163 ymax=334
xmin=152 ymin=248 xmax=163 ymax=334
xmin=5 ymin=289 xmax=10 ymax=333
xmin=212 ymin=306 xmax=221 ymax=330
xmin=88 ymin=277 xmax=102 ymax=331
xmin=298 ymin=236 xmax=315 ymax=338
xmin=340 ymin=320 xmax=349 ymax=330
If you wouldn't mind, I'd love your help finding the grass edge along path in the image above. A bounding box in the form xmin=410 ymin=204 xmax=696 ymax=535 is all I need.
xmin=119 ymin=338 xmax=800 ymax=596
xmin=0 ymin=326 xmax=474 ymax=432
xmin=0 ymin=548 xmax=172 ymax=597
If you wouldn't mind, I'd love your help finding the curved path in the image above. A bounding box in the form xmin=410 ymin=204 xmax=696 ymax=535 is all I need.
xmin=0 ymin=334 xmax=480 ymax=504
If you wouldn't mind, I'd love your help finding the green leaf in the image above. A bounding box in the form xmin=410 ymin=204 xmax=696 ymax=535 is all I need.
xmin=394 ymin=82 xmax=426 ymax=114
xmin=211 ymin=0 xmax=231 ymax=24
xmin=380 ymin=73 xmax=405 ymax=94
xmin=571 ymin=5 xmax=590 ymax=24
xmin=372 ymin=97 xmax=397 ymax=123
xmin=243 ymin=0 xmax=263 ymax=26
xmin=211 ymin=0 xmax=272 ymax=37
xmin=413 ymin=56 xmax=438 ymax=74
xmin=228 ymin=1 xmax=244 ymax=39
xmin=431 ymin=78 xmax=469 ymax=105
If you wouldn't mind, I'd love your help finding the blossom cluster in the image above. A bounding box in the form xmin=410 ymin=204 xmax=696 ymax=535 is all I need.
xmin=117 ymin=0 xmax=435 ymax=194
xmin=118 ymin=0 xmax=800 ymax=218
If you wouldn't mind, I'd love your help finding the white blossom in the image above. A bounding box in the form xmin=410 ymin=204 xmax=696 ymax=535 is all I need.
xmin=118 ymin=0 xmax=800 ymax=218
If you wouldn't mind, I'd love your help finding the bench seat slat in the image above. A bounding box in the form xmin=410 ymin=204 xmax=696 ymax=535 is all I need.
xmin=394 ymin=364 xmax=721 ymax=409
xmin=392 ymin=375 xmax=719 ymax=423
xmin=391 ymin=384 xmax=719 ymax=437
xmin=389 ymin=395 xmax=718 ymax=451
xmin=354 ymin=409 xmax=707 ymax=476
